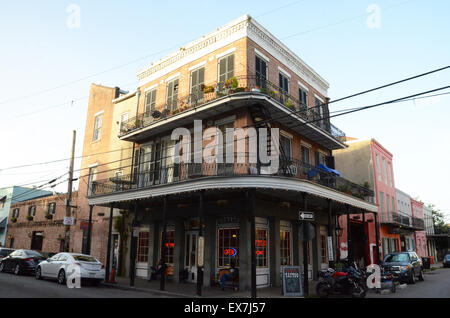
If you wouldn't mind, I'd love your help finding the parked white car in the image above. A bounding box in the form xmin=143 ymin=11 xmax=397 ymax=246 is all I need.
xmin=35 ymin=252 xmax=105 ymax=285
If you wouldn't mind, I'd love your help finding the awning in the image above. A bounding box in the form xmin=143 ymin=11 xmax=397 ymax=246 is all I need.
xmin=307 ymin=164 xmax=342 ymax=179
xmin=0 ymin=217 xmax=7 ymax=230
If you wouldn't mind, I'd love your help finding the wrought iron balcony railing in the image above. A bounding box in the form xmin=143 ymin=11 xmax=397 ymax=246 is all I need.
xmin=384 ymin=211 xmax=425 ymax=230
xmin=89 ymin=158 xmax=374 ymax=203
xmin=119 ymin=75 xmax=346 ymax=143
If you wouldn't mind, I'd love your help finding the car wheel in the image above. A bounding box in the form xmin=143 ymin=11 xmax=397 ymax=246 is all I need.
xmin=409 ymin=270 xmax=415 ymax=284
xmin=57 ymin=269 xmax=66 ymax=285
xmin=35 ymin=267 xmax=43 ymax=280
xmin=418 ymin=269 xmax=424 ymax=281
xmin=14 ymin=264 xmax=21 ymax=276
xmin=0 ymin=262 xmax=4 ymax=273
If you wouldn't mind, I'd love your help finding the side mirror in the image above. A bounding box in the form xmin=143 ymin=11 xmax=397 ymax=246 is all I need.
xmin=47 ymin=258 xmax=52 ymax=262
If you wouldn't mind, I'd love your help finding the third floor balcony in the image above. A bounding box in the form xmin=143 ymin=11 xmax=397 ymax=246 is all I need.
xmin=119 ymin=75 xmax=346 ymax=150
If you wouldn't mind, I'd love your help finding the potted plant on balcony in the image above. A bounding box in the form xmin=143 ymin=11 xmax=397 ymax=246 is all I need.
xmin=26 ymin=215 xmax=33 ymax=221
xmin=202 ymin=84 xmax=215 ymax=94
xmin=225 ymin=76 xmax=239 ymax=92
xmin=269 ymin=90 xmax=277 ymax=98
xmin=284 ymin=99 xmax=294 ymax=110
xmin=11 ymin=217 xmax=17 ymax=223
xmin=45 ymin=211 xmax=53 ymax=220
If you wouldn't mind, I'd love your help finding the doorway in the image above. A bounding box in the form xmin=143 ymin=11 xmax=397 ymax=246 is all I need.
xmin=30 ymin=232 xmax=43 ymax=251
xmin=350 ymin=222 xmax=366 ymax=267
xmin=185 ymin=231 xmax=198 ymax=282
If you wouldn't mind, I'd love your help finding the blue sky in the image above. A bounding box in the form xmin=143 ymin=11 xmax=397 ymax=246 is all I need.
xmin=0 ymin=0 xmax=449 ymax=221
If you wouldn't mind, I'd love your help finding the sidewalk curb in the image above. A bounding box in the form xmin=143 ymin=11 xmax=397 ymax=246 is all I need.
xmin=101 ymin=282 xmax=197 ymax=298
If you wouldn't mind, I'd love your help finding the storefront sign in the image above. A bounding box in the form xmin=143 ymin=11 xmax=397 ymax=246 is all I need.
xmin=299 ymin=211 xmax=315 ymax=221
xmin=197 ymin=236 xmax=204 ymax=267
xmin=80 ymin=221 xmax=89 ymax=230
xmin=63 ymin=217 xmax=74 ymax=226
xmin=224 ymin=248 xmax=237 ymax=257
xmin=282 ymin=266 xmax=303 ymax=297
xmin=327 ymin=236 xmax=334 ymax=261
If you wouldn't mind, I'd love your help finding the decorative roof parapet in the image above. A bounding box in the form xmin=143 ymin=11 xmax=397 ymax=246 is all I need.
xmin=136 ymin=14 xmax=329 ymax=96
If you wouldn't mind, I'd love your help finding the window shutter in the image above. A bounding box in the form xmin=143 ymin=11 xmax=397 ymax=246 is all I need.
xmin=133 ymin=149 xmax=140 ymax=185
xmin=325 ymin=156 xmax=335 ymax=169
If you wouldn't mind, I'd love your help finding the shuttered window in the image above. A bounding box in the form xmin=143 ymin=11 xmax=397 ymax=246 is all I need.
xmin=255 ymin=55 xmax=267 ymax=88
xmin=190 ymin=67 xmax=205 ymax=102
xmin=144 ymin=89 xmax=157 ymax=114
xmin=166 ymin=79 xmax=179 ymax=111
xmin=218 ymin=54 xmax=234 ymax=84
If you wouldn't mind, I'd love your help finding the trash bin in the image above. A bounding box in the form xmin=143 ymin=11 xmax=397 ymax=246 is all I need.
xmin=422 ymin=257 xmax=431 ymax=269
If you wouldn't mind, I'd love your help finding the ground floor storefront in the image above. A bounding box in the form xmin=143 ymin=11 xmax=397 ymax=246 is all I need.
xmin=88 ymin=181 xmax=377 ymax=292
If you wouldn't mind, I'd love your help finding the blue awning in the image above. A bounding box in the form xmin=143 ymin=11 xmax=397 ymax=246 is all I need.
xmin=307 ymin=164 xmax=342 ymax=179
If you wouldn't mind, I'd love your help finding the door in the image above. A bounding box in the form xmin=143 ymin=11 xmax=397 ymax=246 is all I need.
xmin=160 ymin=138 xmax=176 ymax=184
xmin=185 ymin=231 xmax=198 ymax=282
xmin=139 ymin=145 xmax=153 ymax=188
xmin=136 ymin=230 xmax=149 ymax=278
xmin=42 ymin=253 xmax=60 ymax=277
xmin=255 ymin=217 xmax=270 ymax=287
xmin=319 ymin=227 xmax=328 ymax=270
xmin=30 ymin=232 xmax=43 ymax=251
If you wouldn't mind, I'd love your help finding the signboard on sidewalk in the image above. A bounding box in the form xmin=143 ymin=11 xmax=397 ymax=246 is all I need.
xmin=63 ymin=217 xmax=74 ymax=226
xmin=282 ymin=266 xmax=303 ymax=297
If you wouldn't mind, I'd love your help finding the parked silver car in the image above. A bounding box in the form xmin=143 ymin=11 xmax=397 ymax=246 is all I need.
xmin=35 ymin=252 xmax=105 ymax=285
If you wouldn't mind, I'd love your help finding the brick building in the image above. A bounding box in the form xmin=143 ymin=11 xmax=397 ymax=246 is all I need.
xmin=78 ymin=14 xmax=376 ymax=292
xmin=6 ymin=192 xmax=78 ymax=253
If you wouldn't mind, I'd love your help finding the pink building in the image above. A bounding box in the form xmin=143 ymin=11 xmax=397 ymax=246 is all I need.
xmin=411 ymin=198 xmax=427 ymax=258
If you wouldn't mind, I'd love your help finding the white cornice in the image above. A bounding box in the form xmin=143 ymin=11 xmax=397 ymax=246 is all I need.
xmin=88 ymin=176 xmax=377 ymax=212
xmin=136 ymin=14 xmax=329 ymax=96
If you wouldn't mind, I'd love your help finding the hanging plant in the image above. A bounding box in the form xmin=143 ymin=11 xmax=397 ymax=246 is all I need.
xmin=45 ymin=211 xmax=53 ymax=220
xmin=11 ymin=217 xmax=17 ymax=223
xmin=26 ymin=215 xmax=33 ymax=221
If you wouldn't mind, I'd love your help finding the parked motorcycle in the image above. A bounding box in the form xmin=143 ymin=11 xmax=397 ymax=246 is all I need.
xmin=316 ymin=265 xmax=366 ymax=298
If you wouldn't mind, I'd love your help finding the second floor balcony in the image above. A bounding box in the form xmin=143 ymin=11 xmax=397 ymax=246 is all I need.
xmin=383 ymin=211 xmax=425 ymax=231
xmin=119 ymin=76 xmax=346 ymax=150
xmin=89 ymin=158 xmax=374 ymax=204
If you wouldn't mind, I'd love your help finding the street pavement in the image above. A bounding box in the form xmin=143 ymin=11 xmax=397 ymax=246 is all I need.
xmin=0 ymin=271 xmax=166 ymax=298
xmin=1 ymin=267 xmax=448 ymax=298
xmin=366 ymin=267 xmax=450 ymax=298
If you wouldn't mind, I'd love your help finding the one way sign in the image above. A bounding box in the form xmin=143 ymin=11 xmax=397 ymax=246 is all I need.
xmin=299 ymin=211 xmax=315 ymax=221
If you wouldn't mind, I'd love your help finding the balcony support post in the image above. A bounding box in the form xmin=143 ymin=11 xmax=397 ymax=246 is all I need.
xmin=362 ymin=210 xmax=368 ymax=267
xmin=105 ymin=203 xmax=114 ymax=283
xmin=302 ymin=192 xmax=309 ymax=296
xmin=346 ymin=204 xmax=353 ymax=264
xmin=160 ymin=196 xmax=168 ymax=291
xmin=373 ymin=212 xmax=381 ymax=265
xmin=249 ymin=190 xmax=257 ymax=298
xmin=130 ymin=203 xmax=138 ymax=287
xmin=327 ymin=199 xmax=334 ymax=268
xmin=196 ymin=190 xmax=204 ymax=296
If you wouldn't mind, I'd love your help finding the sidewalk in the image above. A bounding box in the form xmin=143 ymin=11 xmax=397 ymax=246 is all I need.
xmin=102 ymin=276 xmax=318 ymax=298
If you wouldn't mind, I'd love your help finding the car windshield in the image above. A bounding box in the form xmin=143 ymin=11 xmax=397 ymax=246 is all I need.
xmin=384 ymin=253 xmax=409 ymax=263
xmin=72 ymin=255 xmax=98 ymax=263
xmin=0 ymin=249 xmax=13 ymax=256
xmin=25 ymin=250 xmax=43 ymax=257
xmin=445 ymin=255 xmax=450 ymax=260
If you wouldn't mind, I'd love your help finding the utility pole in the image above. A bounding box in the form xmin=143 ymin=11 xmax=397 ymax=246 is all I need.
xmin=65 ymin=130 xmax=76 ymax=252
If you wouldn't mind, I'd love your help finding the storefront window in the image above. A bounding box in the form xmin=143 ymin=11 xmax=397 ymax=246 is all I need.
xmin=255 ymin=228 xmax=268 ymax=267
xmin=280 ymin=229 xmax=292 ymax=266
xmin=218 ymin=228 xmax=240 ymax=267
xmin=137 ymin=232 xmax=149 ymax=263
xmin=162 ymin=230 xmax=175 ymax=265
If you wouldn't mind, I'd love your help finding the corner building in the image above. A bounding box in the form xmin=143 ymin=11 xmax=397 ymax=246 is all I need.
xmin=80 ymin=15 xmax=376 ymax=291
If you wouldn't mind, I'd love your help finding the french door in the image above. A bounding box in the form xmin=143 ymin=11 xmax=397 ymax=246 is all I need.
xmin=185 ymin=231 xmax=198 ymax=282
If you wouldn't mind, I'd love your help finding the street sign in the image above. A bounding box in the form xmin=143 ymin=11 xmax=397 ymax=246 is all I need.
xmin=132 ymin=227 xmax=139 ymax=238
xmin=282 ymin=266 xmax=303 ymax=297
xmin=299 ymin=211 xmax=315 ymax=221
xmin=63 ymin=217 xmax=74 ymax=226
xmin=197 ymin=236 xmax=205 ymax=267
